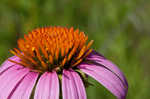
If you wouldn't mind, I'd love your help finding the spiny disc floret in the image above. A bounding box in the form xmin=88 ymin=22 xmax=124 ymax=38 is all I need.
xmin=9 ymin=27 xmax=93 ymax=73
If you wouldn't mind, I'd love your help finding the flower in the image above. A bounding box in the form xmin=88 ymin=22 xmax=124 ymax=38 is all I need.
xmin=0 ymin=26 xmax=128 ymax=99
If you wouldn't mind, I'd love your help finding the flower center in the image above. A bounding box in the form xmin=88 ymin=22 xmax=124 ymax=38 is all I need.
xmin=9 ymin=27 xmax=93 ymax=73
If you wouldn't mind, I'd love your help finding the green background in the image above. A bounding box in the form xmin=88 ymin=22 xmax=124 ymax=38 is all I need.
xmin=0 ymin=0 xmax=150 ymax=99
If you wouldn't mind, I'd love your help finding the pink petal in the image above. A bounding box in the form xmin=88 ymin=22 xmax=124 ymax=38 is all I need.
xmin=0 ymin=56 xmax=21 ymax=74
xmin=0 ymin=66 xmax=29 ymax=98
xmin=87 ymin=50 xmax=128 ymax=87
xmin=62 ymin=69 xmax=86 ymax=99
xmin=79 ymin=64 xmax=127 ymax=99
xmin=34 ymin=71 xmax=59 ymax=99
xmin=10 ymin=72 xmax=39 ymax=99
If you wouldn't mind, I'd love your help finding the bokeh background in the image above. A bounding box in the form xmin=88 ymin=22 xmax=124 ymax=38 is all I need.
xmin=0 ymin=0 xmax=150 ymax=99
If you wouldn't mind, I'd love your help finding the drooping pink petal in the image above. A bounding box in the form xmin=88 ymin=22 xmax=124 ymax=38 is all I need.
xmin=0 ymin=65 xmax=29 ymax=98
xmin=0 ymin=56 xmax=20 ymax=74
xmin=10 ymin=72 xmax=39 ymax=99
xmin=87 ymin=50 xmax=128 ymax=87
xmin=34 ymin=71 xmax=59 ymax=99
xmin=78 ymin=64 xmax=127 ymax=99
xmin=62 ymin=69 xmax=86 ymax=99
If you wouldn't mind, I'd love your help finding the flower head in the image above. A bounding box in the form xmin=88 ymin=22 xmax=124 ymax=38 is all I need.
xmin=0 ymin=26 xmax=128 ymax=99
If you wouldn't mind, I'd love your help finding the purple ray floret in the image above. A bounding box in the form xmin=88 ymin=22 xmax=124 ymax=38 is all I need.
xmin=78 ymin=51 xmax=128 ymax=99
xmin=62 ymin=69 xmax=86 ymax=99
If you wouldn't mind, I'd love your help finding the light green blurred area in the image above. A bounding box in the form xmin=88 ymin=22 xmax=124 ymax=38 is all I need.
xmin=0 ymin=0 xmax=150 ymax=99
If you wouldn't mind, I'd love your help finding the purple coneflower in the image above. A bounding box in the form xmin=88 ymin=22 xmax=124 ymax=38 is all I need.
xmin=0 ymin=27 xmax=128 ymax=99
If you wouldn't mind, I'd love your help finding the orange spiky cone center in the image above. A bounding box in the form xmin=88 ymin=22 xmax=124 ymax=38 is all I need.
xmin=9 ymin=27 xmax=93 ymax=73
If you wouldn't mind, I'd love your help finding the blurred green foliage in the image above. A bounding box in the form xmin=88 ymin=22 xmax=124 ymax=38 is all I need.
xmin=0 ymin=0 xmax=150 ymax=99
